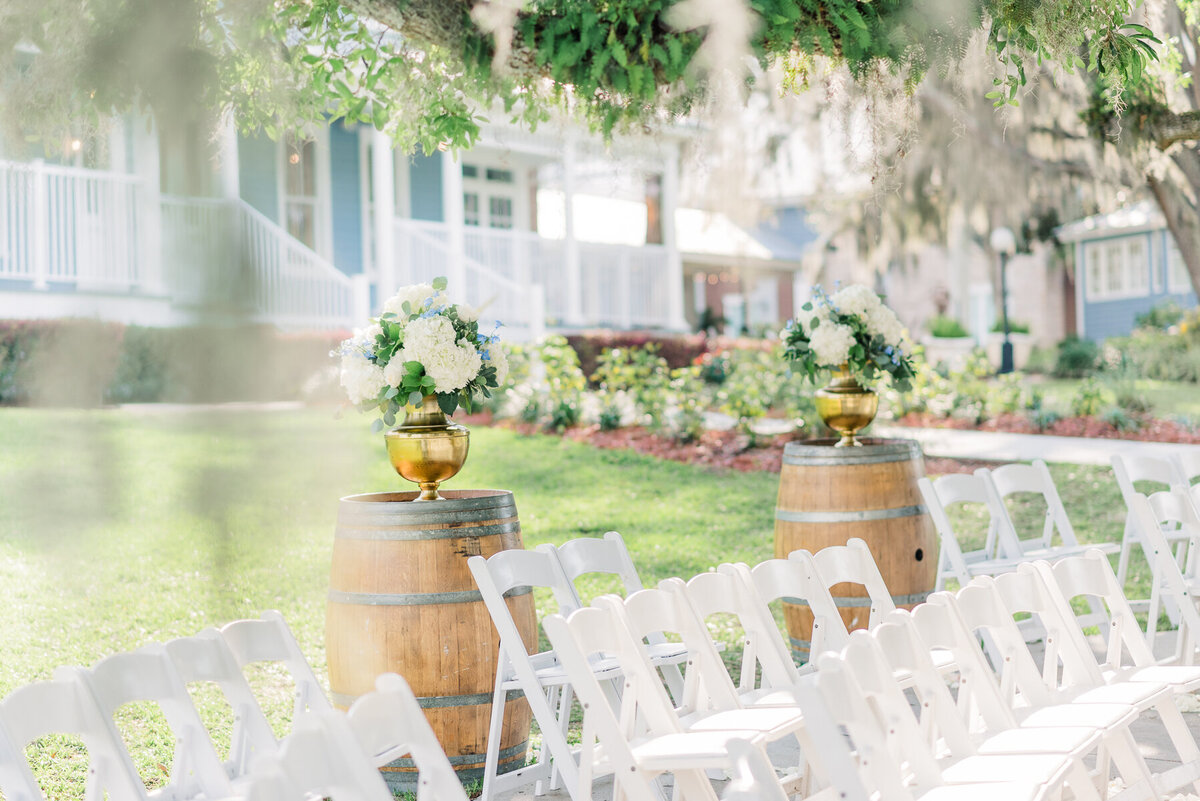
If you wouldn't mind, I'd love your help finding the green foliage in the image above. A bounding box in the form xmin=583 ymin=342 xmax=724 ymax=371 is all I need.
xmin=928 ymin=315 xmax=971 ymax=338
xmin=665 ymin=365 xmax=708 ymax=443
xmin=1070 ymin=376 xmax=1108 ymax=417
xmin=1028 ymin=406 xmax=1062 ymax=431
xmin=537 ymin=335 xmax=587 ymax=432
xmin=1101 ymin=405 xmax=1141 ymax=431
xmin=592 ymin=345 xmax=671 ymax=427
xmin=1053 ymin=336 xmax=1100 ymax=378
xmin=989 ymin=319 xmax=1032 ymax=334
xmin=1135 ymin=301 xmax=1187 ymax=330
xmin=1 ymin=0 xmax=1165 ymax=154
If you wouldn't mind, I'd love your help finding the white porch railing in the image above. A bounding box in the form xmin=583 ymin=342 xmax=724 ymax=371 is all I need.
xmin=394 ymin=218 xmax=546 ymax=339
xmin=0 ymin=159 xmax=145 ymax=289
xmin=161 ymin=196 xmax=356 ymax=330
xmin=394 ymin=218 xmax=673 ymax=332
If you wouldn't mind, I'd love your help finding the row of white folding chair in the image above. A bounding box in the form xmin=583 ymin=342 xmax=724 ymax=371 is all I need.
xmin=952 ymin=558 xmax=1200 ymax=797
xmin=468 ymin=531 xmax=690 ymax=801
xmin=920 ymin=465 xmax=1115 ymax=640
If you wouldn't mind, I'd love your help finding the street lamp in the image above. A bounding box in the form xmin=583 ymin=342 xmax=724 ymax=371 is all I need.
xmin=990 ymin=226 xmax=1017 ymax=374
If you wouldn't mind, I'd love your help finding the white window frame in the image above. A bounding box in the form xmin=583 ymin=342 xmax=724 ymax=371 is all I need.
xmin=1082 ymin=235 xmax=1152 ymax=301
xmin=1167 ymin=239 xmax=1192 ymax=294
xmin=276 ymin=126 xmax=332 ymax=259
xmin=461 ymin=157 xmax=526 ymax=230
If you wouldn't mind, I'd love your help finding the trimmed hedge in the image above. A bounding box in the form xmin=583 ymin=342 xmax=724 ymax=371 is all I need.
xmin=565 ymin=331 xmax=774 ymax=384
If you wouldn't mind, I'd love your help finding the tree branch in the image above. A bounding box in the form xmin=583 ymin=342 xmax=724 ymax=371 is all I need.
xmin=1154 ymin=110 xmax=1200 ymax=150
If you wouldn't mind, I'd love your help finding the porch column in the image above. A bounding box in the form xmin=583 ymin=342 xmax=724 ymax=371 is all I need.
xmin=563 ymin=139 xmax=584 ymax=326
xmin=371 ymin=128 xmax=397 ymax=306
xmin=132 ymin=117 xmax=164 ymax=294
xmin=441 ymin=151 xmax=467 ymax=294
xmin=31 ymin=160 xmax=48 ymax=290
xmin=217 ymin=116 xmax=240 ymax=200
xmin=661 ymin=140 xmax=687 ymax=330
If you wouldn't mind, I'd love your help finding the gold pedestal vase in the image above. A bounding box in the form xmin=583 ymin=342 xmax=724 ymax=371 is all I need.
xmin=384 ymin=394 xmax=470 ymax=501
xmin=814 ymin=366 xmax=878 ymax=448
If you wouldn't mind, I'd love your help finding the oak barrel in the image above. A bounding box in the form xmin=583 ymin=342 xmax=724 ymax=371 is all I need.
xmin=774 ymin=438 xmax=936 ymax=663
xmin=325 ymin=489 xmax=536 ymax=791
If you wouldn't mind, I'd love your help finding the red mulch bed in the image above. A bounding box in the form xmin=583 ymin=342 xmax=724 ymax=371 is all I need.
xmin=896 ymin=412 xmax=1200 ymax=444
xmin=459 ymin=410 xmax=996 ymax=475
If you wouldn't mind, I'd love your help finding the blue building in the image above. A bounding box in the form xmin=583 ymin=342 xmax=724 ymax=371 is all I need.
xmin=1058 ymin=202 xmax=1198 ymax=341
xmin=0 ymin=114 xmax=708 ymax=336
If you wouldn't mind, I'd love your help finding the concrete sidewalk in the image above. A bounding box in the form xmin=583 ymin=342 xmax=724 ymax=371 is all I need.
xmin=874 ymin=423 xmax=1199 ymax=466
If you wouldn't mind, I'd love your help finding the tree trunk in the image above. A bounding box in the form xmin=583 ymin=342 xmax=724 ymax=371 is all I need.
xmin=1146 ymin=171 xmax=1200 ymax=297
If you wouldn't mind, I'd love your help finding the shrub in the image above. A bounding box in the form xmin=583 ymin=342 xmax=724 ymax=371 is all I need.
xmin=592 ymin=345 xmax=671 ymax=427
xmin=985 ymin=373 xmax=1025 ymax=416
xmin=566 ymin=332 xmax=708 ymax=381
xmin=1053 ymin=336 xmax=1100 ymax=378
xmin=695 ymin=351 xmax=730 ymax=385
xmin=537 ymin=336 xmax=586 ymax=431
xmin=928 ymin=315 xmax=970 ymax=338
xmin=1028 ymin=407 xmax=1061 ymax=431
xmin=1101 ymin=406 xmax=1141 ymax=432
xmin=1070 ymin=377 xmax=1107 ymax=417
xmin=1134 ymin=301 xmax=1186 ymax=330
xmin=1106 ymin=329 xmax=1200 ymax=382
xmin=988 ymin=320 xmax=1032 ymax=334
xmin=1023 ymin=345 xmax=1056 ymax=374
xmin=664 ymin=366 xmax=708 ymax=443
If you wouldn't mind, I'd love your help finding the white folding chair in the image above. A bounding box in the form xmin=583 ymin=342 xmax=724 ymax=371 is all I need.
xmin=0 ymin=676 xmax=147 ymax=801
xmin=544 ymin=604 xmax=770 ymax=801
xmin=219 ymin=610 xmax=331 ymax=723
xmin=817 ymin=635 xmax=1090 ymax=801
xmin=741 ymin=554 xmax=849 ymax=665
xmin=918 ymin=474 xmax=1027 ymax=592
xmin=248 ymin=707 xmax=393 ymax=801
xmin=968 ymin=570 xmax=1200 ymax=798
xmin=804 ymin=537 xmax=903 ymax=630
xmin=163 ymin=629 xmax=280 ymax=781
xmin=675 ymin=570 xmax=800 ymax=699
xmin=1112 ymin=453 xmax=1191 ymax=593
xmin=468 ymin=547 xmax=618 ymax=801
xmin=1040 ymin=550 xmax=1200 ymax=688
xmin=343 ymin=673 xmax=468 ymax=801
xmin=1128 ymin=491 xmax=1200 ymax=664
xmin=547 ymin=532 xmax=688 ymax=701
xmin=62 ymin=646 xmax=236 ymax=800
xmin=914 ymin=594 xmax=1156 ymax=800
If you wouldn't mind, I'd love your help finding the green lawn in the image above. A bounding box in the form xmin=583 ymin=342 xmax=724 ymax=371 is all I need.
xmin=0 ymin=407 xmax=1155 ymax=798
xmin=1035 ymin=376 xmax=1200 ymax=420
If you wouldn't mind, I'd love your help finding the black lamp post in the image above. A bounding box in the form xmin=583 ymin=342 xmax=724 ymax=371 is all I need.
xmin=990 ymin=226 xmax=1017 ymax=374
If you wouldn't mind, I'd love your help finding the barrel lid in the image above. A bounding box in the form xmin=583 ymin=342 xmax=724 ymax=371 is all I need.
xmin=782 ymin=438 xmax=923 ymax=466
xmin=340 ymin=489 xmax=514 ymax=508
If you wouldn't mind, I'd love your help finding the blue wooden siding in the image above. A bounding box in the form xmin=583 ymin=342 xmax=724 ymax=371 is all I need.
xmin=329 ymin=123 xmax=363 ymax=275
xmin=409 ymin=151 xmax=444 ymax=221
xmin=1080 ymin=229 xmax=1198 ymax=340
xmin=238 ymin=132 xmax=279 ymax=223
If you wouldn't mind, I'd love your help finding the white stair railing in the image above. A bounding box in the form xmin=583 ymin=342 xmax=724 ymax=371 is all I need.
xmin=161 ymin=196 xmax=356 ymax=331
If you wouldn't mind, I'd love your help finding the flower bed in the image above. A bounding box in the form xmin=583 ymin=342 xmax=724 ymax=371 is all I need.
xmin=895 ymin=411 xmax=1200 ymax=444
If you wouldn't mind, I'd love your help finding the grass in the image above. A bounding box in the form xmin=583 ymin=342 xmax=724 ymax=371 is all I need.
xmin=1035 ymin=376 xmax=1200 ymax=420
xmin=0 ymin=406 xmax=1160 ymax=798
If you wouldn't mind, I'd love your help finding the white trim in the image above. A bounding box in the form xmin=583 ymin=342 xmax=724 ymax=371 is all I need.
xmin=1082 ymin=235 xmax=1152 ymax=302
xmin=1074 ymin=242 xmax=1086 ymax=338
xmin=1166 ymin=235 xmax=1192 ymax=295
xmin=314 ymin=125 xmax=333 ymax=261
xmin=357 ymin=127 xmax=374 ymax=279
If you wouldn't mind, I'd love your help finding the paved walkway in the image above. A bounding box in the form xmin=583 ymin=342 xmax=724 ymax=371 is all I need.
xmin=874 ymin=424 xmax=1199 ymax=466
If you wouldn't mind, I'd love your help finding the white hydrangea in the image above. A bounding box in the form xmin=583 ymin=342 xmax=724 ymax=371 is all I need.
xmin=809 ymin=321 xmax=856 ymax=366
xmin=420 ymin=342 xmax=483 ymax=393
xmin=382 ymin=283 xmax=446 ymax=317
xmin=830 ymin=284 xmax=881 ymax=320
xmin=866 ymin=304 xmax=906 ymax=346
xmin=456 ymin=303 xmax=479 ymax=323
xmin=400 ymin=315 xmax=456 ymax=360
xmin=340 ymin=353 xmax=386 ymax=404
xmin=382 ymin=356 xmax=408 ymax=388
xmin=487 ymin=345 xmax=509 ymax=386
xmin=799 ymin=299 xmax=832 ymax=334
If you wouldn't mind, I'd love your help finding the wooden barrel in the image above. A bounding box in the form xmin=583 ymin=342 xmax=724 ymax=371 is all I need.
xmin=774 ymin=438 xmax=936 ymax=664
xmin=325 ymin=489 xmax=536 ymax=792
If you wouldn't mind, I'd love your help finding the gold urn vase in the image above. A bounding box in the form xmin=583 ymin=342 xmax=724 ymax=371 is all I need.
xmin=384 ymin=394 xmax=470 ymax=501
xmin=814 ymin=365 xmax=878 ymax=448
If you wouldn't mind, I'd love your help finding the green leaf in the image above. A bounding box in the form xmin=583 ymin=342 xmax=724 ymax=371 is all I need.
xmin=432 ymin=276 xmax=448 ymax=291
xmin=438 ymin=393 xmax=458 ymax=416
xmin=383 ymin=411 xmax=396 ymax=427
xmin=407 ymin=390 xmax=424 ymax=407
xmin=370 ymin=418 xmax=384 ymax=433
xmin=384 ymin=386 xmax=399 ymax=399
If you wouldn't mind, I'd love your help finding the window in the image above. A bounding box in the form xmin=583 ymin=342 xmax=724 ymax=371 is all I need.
xmin=284 ymin=136 xmax=317 ymax=249
xmin=1083 ymin=236 xmax=1151 ymax=300
xmin=464 ymin=193 xmax=481 ymax=226
xmin=488 ymin=196 xmax=514 ymax=229
xmin=485 ymin=168 xmax=514 ymax=183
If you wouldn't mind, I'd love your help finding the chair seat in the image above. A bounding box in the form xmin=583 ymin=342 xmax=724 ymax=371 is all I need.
xmin=976 ymin=726 xmax=1101 ymax=756
xmin=681 ymin=706 xmax=806 ymax=739
xmin=940 ymin=753 xmax=1072 ymax=786
xmin=1017 ymin=701 xmax=1138 ymax=730
xmin=1101 ymin=664 xmax=1200 ymax=693
xmin=919 ymin=781 xmax=1046 ymax=801
xmin=1069 ymin=680 xmax=1170 ymax=708
xmin=500 ymin=651 xmax=623 ymax=690
xmin=629 ymin=730 xmax=767 ymax=771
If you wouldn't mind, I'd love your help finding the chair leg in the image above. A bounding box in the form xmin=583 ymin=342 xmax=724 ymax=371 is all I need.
xmin=548 ymin=684 xmax=574 ymax=792
xmin=480 ymin=661 xmax=510 ymax=801
xmin=1116 ymin=517 xmax=1134 ymax=589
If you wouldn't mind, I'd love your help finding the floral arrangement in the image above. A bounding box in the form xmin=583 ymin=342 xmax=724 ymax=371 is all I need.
xmin=336 ymin=277 xmax=507 ymax=431
xmin=781 ymin=284 xmax=915 ymax=391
